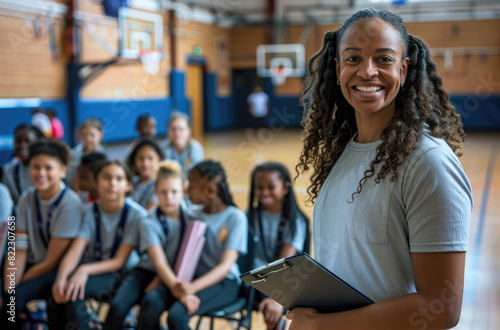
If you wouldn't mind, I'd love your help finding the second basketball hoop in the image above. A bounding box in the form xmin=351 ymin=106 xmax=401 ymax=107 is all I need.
xmin=257 ymin=44 xmax=306 ymax=86
xmin=270 ymin=64 xmax=293 ymax=86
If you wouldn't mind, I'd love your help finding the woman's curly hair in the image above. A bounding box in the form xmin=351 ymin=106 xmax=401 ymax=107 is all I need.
xmin=296 ymin=8 xmax=466 ymax=203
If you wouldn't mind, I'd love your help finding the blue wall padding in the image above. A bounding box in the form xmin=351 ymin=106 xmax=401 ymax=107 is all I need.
xmin=451 ymin=94 xmax=500 ymax=130
xmin=77 ymin=98 xmax=171 ymax=143
xmin=170 ymin=69 xmax=190 ymax=116
xmin=264 ymin=78 xmax=303 ymax=128
xmin=2 ymin=81 xmax=499 ymax=164
xmin=205 ymin=72 xmax=234 ymax=130
xmin=0 ymin=99 xmax=70 ymax=143
xmin=0 ymin=99 xmax=71 ymax=163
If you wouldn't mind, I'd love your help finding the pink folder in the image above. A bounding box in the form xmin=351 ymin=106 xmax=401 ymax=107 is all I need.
xmin=174 ymin=220 xmax=207 ymax=282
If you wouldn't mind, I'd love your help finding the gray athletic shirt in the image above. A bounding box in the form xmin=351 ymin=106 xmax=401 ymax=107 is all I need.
xmin=131 ymin=176 xmax=157 ymax=208
xmin=16 ymin=183 xmax=82 ymax=264
xmin=0 ymin=183 xmax=14 ymax=220
xmin=252 ymin=211 xmax=307 ymax=269
xmin=313 ymin=129 xmax=472 ymax=302
xmin=2 ymin=158 xmax=32 ymax=203
xmin=79 ymin=199 xmax=147 ymax=263
xmin=162 ymin=139 xmax=204 ymax=176
xmin=136 ymin=208 xmax=183 ymax=273
xmin=187 ymin=206 xmax=248 ymax=281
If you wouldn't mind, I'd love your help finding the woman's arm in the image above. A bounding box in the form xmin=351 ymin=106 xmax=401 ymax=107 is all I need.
xmin=287 ymin=251 xmax=466 ymax=330
xmin=147 ymin=244 xmax=177 ymax=288
xmin=172 ymin=249 xmax=239 ymax=297
xmin=22 ymin=238 xmax=72 ymax=281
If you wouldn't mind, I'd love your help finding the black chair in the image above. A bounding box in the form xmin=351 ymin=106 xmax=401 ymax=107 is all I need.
xmin=194 ymin=281 xmax=255 ymax=330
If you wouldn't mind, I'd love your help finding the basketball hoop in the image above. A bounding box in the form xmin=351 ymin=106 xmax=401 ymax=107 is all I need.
xmin=140 ymin=50 xmax=162 ymax=75
xmin=270 ymin=65 xmax=292 ymax=86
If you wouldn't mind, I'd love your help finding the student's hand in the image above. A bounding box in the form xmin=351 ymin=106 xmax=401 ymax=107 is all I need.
xmin=259 ymin=298 xmax=284 ymax=329
xmin=65 ymin=267 xmax=89 ymax=302
xmin=52 ymin=279 xmax=68 ymax=304
xmin=179 ymin=294 xmax=200 ymax=315
xmin=286 ymin=308 xmax=319 ymax=330
xmin=172 ymin=280 xmax=195 ymax=298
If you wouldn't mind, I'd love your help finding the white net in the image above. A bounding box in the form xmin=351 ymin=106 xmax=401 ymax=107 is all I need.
xmin=270 ymin=66 xmax=292 ymax=86
xmin=140 ymin=50 xmax=162 ymax=75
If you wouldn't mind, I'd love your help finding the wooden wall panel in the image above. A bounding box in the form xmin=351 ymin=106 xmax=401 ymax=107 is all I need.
xmin=175 ymin=20 xmax=232 ymax=96
xmin=79 ymin=1 xmax=170 ymax=99
xmin=0 ymin=11 xmax=66 ymax=98
xmin=79 ymin=3 xmax=233 ymax=98
xmin=230 ymin=26 xmax=267 ymax=69
xmin=230 ymin=20 xmax=500 ymax=95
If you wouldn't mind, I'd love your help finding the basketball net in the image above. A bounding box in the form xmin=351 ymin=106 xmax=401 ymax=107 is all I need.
xmin=139 ymin=49 xmax=162 ymax=75
xmin=270 ymin=66 xmax=292 ymax=86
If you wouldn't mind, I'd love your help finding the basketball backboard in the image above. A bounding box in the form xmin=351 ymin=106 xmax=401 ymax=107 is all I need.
xmin=256 ymin=44 xmax=306 ymax=79
xmin=118 ymin=7 xmax=163 ymax=59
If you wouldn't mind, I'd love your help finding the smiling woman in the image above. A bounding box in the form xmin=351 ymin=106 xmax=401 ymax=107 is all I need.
xmin=292 ymin=7 xmax=473 ymax=330
xmin=336 ymin=18 xmax=408 ymax=131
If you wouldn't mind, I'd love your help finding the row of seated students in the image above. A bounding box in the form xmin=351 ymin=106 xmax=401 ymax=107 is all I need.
xmin=2 ymin=111 xmax=203 ymax=207
xmin=0 ymin=118 xmax=310 ymax=329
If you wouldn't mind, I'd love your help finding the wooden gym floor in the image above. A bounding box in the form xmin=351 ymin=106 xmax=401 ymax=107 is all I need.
xmin=107 ymin=128 xmax=500 ymax=330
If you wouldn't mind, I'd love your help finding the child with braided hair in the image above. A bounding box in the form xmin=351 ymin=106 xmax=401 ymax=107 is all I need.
xmin=291 ymin=8 xmax=472 ymax=330
xmin=138 ymin=160 xmax=248 ymax=329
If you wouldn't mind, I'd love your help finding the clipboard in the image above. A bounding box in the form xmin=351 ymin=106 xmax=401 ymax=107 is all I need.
xmin=239 ymin=253 xmax=373 ymax=313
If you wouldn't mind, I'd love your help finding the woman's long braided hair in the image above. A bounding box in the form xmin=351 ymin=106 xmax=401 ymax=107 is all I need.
xmin=296 ymin=8 xmax=466 ymax=203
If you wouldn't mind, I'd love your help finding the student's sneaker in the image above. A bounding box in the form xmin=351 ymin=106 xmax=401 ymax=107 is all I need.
xmin=27 ymin=301 xmax=49 ymax=330
xmin=87 ymin=308 xmax=103 ymax=330
xmin=123 ymin=307 xmax=138 ymax=329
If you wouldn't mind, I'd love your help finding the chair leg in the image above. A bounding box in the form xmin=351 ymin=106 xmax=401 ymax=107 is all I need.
xmin=210 ymin=316 xmax=215 ymax=330
xmin=195 ymin=315 xmax=203 ymax=330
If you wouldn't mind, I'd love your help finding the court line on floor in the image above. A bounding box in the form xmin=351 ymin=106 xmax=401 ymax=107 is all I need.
xmin=464 ymin=142 xmax=499 ymax=304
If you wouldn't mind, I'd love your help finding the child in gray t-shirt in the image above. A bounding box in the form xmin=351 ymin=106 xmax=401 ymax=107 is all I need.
xmin=105 ymin=160 xmax=186 ymax=329
xmin=2 ymin=124 xmax=44 ymax=204
xmin=0 ymin=140 xmax=81 ymax=326
xmin=162 ymin=111 xmax=204 ymax=177
xmin=126 ymin=138 xmax=165 ymax=211
xmin=48 ymin=160 xmax=147 ymax=330
xmin=246 ymin=162 xmax=310 ymax=329
xmin=68 ymin=118 xmax=106 ymax=189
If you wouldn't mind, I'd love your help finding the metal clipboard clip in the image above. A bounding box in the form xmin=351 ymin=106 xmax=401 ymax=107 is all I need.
xmin=249 ymin=257 xmax=292 ymax=284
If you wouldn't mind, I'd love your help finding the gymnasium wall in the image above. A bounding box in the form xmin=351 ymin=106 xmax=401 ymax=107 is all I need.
xmin=0 ymin=0 xmax=72 ymax=162
xmin=1 ymin=3 xmax=499 ymax=164
xmin=0 ymin=0 xmax=235 ymax=161
xmin=230 ymin=20 xmax=500 ymax=130
xmin=76 ymin=1 xmax=233 ymax=141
